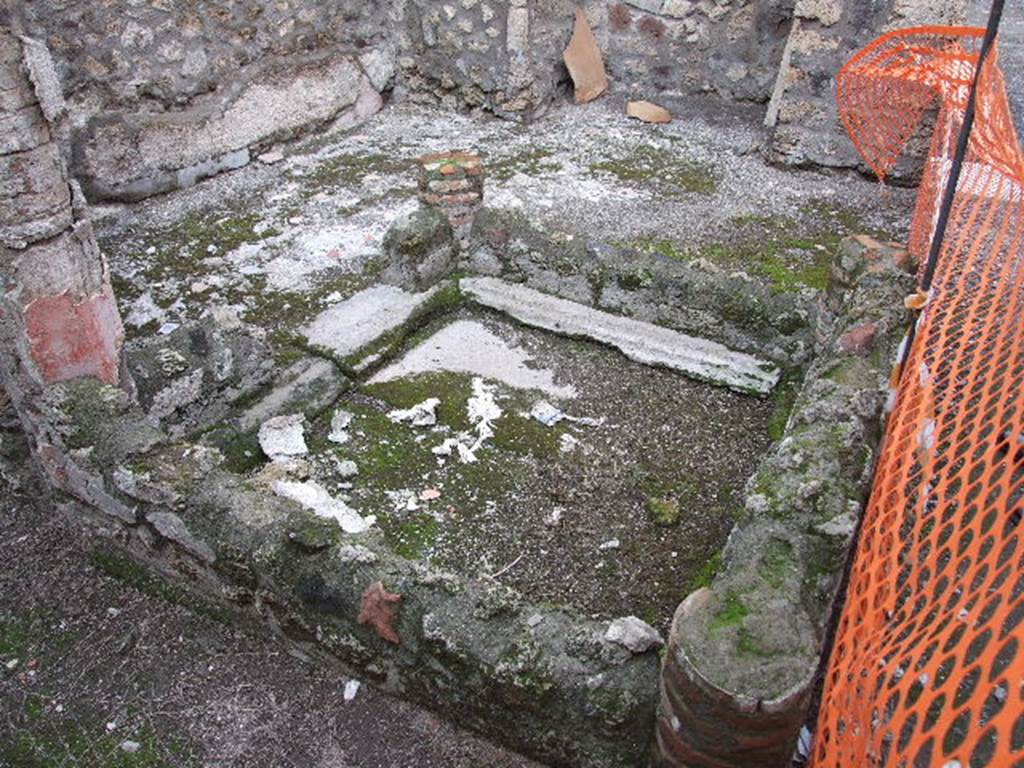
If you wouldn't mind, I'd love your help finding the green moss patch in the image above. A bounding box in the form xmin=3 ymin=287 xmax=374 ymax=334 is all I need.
xmin=709 ymin=592 xmax=749 ymax=630
xmin=624 ymin=201 xmax=888 ymax=293
xmin=89 ymin=551 xmax=234 ymax=626
xmin=767 ymin=375 xmax=801 ymax=441
xmin=687 ymin=551 xmax=723 ymax=592
xmin=646 ymin=497 xmax=680 ymax=527
xmin=589 ymin=144 xmax=717 ymax=196
xmin=760 ymin=538 xmax=796 ymax=588
xmin=489 ymin=148 xmax=562 ymax=181
xmin=387 ymin=514 xmax=441 ymax=559
xmin=3 ymin=722 xmax=192 ymax=768
xmin=0 ymin=610 xmax=67 ymax=662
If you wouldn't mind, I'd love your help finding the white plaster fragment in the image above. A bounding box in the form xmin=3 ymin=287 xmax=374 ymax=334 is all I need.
xmin=273 ymin=479 xmax=373 ymax=534
xmin=258 ymin=414 xmax=308 ymax=461
xmin=328 ymin=409 xmax=354 ymax=444
xmin=388 ymin=399 xmax=440 ymax=427
xmin=461 ymin=277 xmax=779 ymax=394
xmin=343 ymin=679 xmax=362 ymax=701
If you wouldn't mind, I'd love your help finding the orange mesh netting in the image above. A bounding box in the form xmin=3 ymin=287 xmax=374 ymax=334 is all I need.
xmin=812 ymin=26 xmax=1024 ymax=768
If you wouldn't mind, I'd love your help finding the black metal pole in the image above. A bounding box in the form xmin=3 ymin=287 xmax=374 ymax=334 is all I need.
xmin=897 ymin=0 xmax=1006 ymax=379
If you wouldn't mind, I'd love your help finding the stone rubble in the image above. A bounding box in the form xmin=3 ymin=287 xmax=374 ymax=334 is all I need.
xmin=605 ymin=616 xmax=666 ymax=654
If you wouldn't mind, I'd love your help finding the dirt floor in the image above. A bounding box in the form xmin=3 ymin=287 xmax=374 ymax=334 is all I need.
xmin=312 ymin=310 xmax=776 ymax=632
xmin=0 ymin=413 xmax=540 ymax=768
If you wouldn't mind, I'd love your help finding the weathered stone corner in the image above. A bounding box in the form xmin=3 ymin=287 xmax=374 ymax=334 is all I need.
xmin=654 ymin=235 xmax=915 ymax=767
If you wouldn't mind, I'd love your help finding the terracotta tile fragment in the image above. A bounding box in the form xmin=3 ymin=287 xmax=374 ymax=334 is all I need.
xmin=563 ymin=9 xmax=608 ymax=104
xmin=627 ymin=100 xmax=672 ymax=124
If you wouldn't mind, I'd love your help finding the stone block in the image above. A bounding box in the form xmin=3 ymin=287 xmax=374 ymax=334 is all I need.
xmin=237 ymin=357 xmax=347 ymax=433
xmin=381 ymin=207 xmax=458 ymax=291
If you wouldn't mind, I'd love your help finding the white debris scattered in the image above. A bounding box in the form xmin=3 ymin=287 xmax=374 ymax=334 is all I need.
xmin=258 ymin=150 xmax=285 ymax=164
xmin=157 ymin=321 xmax=180 ymax=335
xmin=432 ymin=437 xmax=476 ymax=463
xmin=343 ymin=679 xmax=362 ymax=702
xmin=120 ymin=741 xmax=142 ymax=754
xmin=604 ymin=616 xmax=664 ymax=653
xmin=328 ymin=409 xmax=354 ymax=444
xmin=431 ymin=378 xmax=502 ymax=464
xmin=529 ymin=401 xmax=604 ymax=428
xmin=334 ymin=459 xmax=359 ymax=479
xmin=338 ymin=545 xmax=378 ymax=564
xmin=544 ymin=507 xmax=564 ymax=527
xmin=388 ymin=398 xmax=440 ymax=427
xmin=273 ymin=479 xmax=374 ymax=534
xmin=560 ymin=434 xmax=581 ymax=453
xmin=258 ymin=414 xmax=308 ymax=461
xmin=795 ymin=726 xmax=814 ymax=764
xmin=598 ymin=538 xmax=621 ymax=551
xmin=124 ymin=292 xmax=165 ymax=329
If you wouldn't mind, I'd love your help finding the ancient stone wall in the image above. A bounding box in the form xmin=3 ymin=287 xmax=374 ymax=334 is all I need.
xmin=4 ymin=1 xmax=400 ymax=200
xmin=765 ymin=0 xmax=968 ymax=171
xmin=588 ymin=0 xmax=796 ymax=103
xmin=2 ymin=1 xmax=946 ymax=203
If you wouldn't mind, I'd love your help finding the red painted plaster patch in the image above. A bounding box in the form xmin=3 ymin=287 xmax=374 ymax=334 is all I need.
xmin=23 ymin=286 xmax=124 ymax=386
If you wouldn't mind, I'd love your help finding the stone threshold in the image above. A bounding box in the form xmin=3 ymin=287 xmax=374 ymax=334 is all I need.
xmin=461 ymin=276 xmax=780 ymax=395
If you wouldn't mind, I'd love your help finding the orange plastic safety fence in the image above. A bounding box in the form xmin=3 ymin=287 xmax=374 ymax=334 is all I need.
xmin=813 ymin=27 xmax=1024 ymax=768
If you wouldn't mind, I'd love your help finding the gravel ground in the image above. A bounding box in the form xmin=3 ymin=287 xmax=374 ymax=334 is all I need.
xmin=0 ymin=414 xmax=540 ymax=768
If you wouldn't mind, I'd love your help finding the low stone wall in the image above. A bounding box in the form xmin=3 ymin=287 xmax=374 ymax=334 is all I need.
xmin=468 ymin=207 xmax=819 ymax=369
xmin=41 ymin=375 xmax=660 ymax=768
xmin=655 ymin=235 xmax=915 ymax=766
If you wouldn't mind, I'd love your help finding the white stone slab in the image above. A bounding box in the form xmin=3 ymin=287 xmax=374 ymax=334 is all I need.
xmin=302 ymin=285 xmax=438 ymax=364
xmin=461 ymin=277 xmax=779 ymax=394
xmin=368 ymin=319 xmax=576 ymax=399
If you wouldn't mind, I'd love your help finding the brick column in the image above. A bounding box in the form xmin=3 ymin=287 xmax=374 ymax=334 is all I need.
xmin=417 ymin=151 xmax=484 ymax=245
xmin=0 ymin=28 xmax=126 ymax=396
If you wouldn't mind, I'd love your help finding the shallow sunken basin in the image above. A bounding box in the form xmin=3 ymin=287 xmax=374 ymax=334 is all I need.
xmin=295 ymin=309 xmax=776 ymax=632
